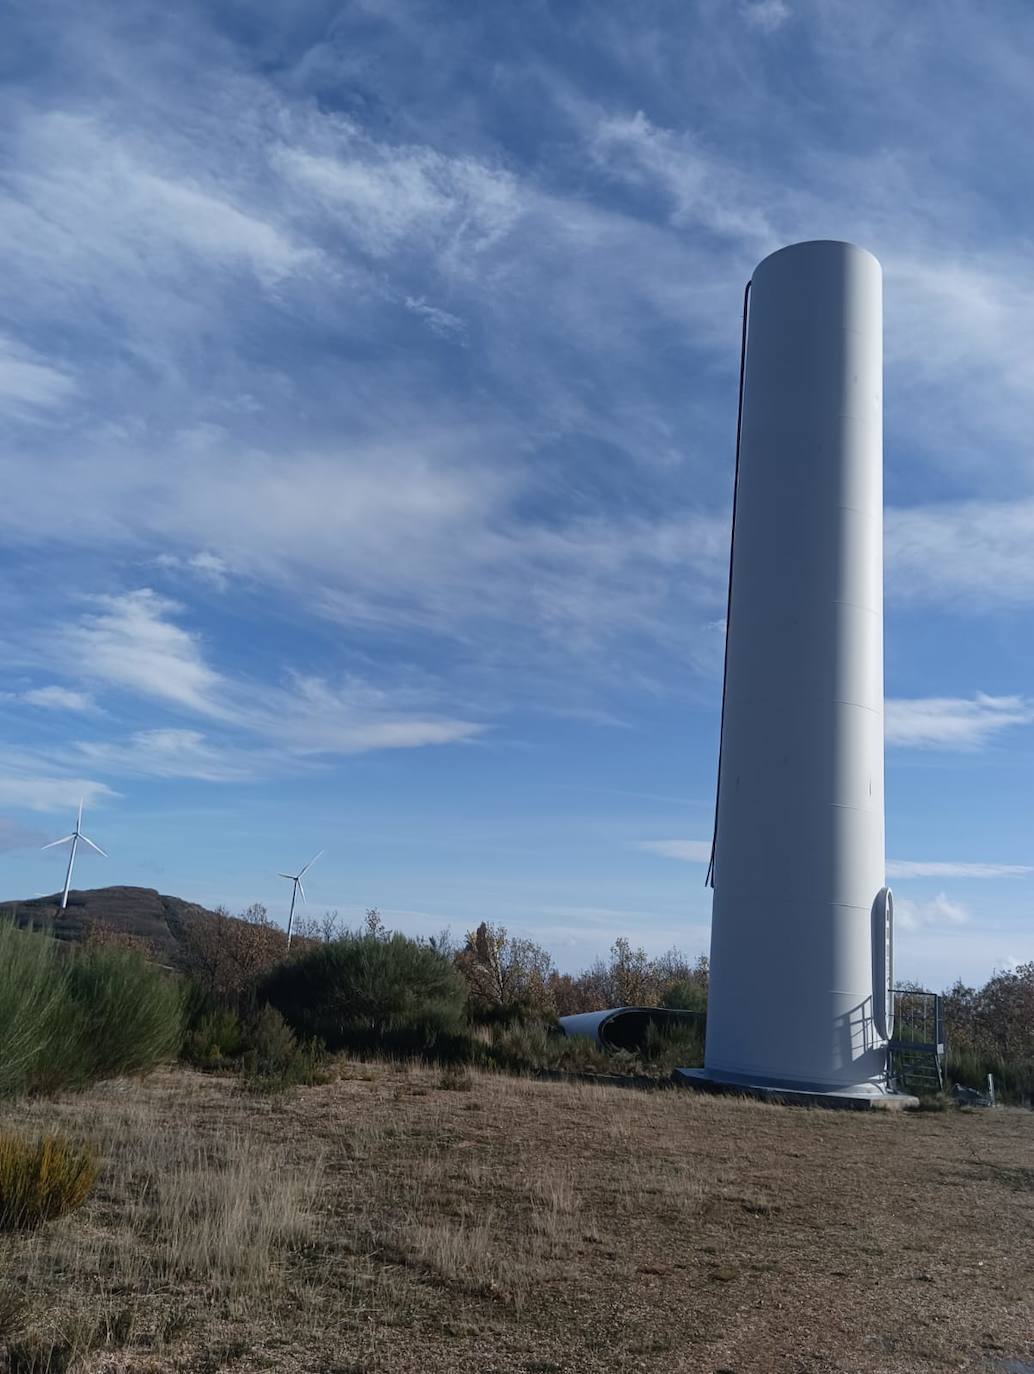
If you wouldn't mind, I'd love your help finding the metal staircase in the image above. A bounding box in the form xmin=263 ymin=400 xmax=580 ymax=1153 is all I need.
xmin=888 ymin=989 xmax=945 ymax=1093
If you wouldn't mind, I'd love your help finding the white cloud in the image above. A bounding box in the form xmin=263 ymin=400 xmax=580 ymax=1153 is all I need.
xmin=274 ymin=134 xmax=520 ymax=264
xmin=3 ymin=111 xmax=317 ymax=302
xmin=256 ymin=675 xmax=484 ymax=756
xmin=46 ymin=594 xmax=484 ymax=772
xmin=885 ymin=694 xmax=1034 ymax=749
xmin=154 ymin=551 xmax=233 ymax=591
xmin=22 ymin=686 xmax=94 ymax=712
xmin=404 ymin=296 xmax=466 ymax=340
xmin=895 ymin=892 xmax=970 ymax=932
xmin=74 ymin=730 xmax=255 ymax=783
xmin=0 ymin=335 xmax=78 ymax=417
xmin=888 ymin=860 xmax=1033 ymax=879
xmin=742 ymin=1 xmax=791 ymax=33
xmin=0 ymin=415 xmax=728 ymax=673
xmin=589 ymin=110 xmax=776 ymax=251
xmin=131 ymin=167 xmax=315 ymax=287
xmin=60 ymin=590 xmax=225 ymax=716
xmin=0 ymin=774 xmax=114 ymax=813
xmin=887 ymin=500 xmax=1034 ymax=609
xmin=634 ymin=839 xmax=713 ymax=863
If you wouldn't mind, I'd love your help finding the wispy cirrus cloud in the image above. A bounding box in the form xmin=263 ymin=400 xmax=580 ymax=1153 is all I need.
xmin=742 ymin=0 xmax=791 ymax=32
xmin=74 ymin=729 xmax=256 ymax=783
xmin=274 ymin=134 xmax=520 ymax=264
xmin=1 ymin=111 xmax=318 ymax=324
xmin=895 ymin=892 xmax=970 ymax=932
xmin=60 ymin=590 xmax=225 ymax=717
xmin=885 ymin=695 xmax=1034 ymax=750
xmin=153 ymin=552 xmax=233 ymax=592
xmin=21 ymin=686 xmax=94 ymax=712
xmin=0 ymin=335 xmax=78 ymax=417
xmin=888 ymin=859 xmax=1033 ymax=879
xmin=634 ymin=839 xmax=713 ymax=863
xmin=404 ymin=296 xmax=466 ymax=340
xmin=0 ymin=771 xmax=115 ymax=814
xmin=637 ymin=846 xmax=1032 ymax=881
xmin=886 ymin=500 xmax=1034 ymax=608
xmin=42 ymin=590 xmax=485 ymax=778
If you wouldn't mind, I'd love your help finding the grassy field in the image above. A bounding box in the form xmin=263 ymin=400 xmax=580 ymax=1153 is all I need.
xmin=1 ymin=1065 xmax=1031 ymax=1374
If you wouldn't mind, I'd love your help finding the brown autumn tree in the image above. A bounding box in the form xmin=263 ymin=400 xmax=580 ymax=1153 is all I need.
xmin=455 ymin=921 xmax=556 ymax=1017
xmin=176 ymin=904 xmax=291 ymax=1010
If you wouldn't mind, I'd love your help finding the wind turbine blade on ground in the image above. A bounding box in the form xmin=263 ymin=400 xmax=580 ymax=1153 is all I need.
xmin=299 ymin=850 xmax=323 ymax=877
xmin=79 ymin=836 xmax=107 ymax=857
xmin=42 ymin=835 xmax=74 ymax=850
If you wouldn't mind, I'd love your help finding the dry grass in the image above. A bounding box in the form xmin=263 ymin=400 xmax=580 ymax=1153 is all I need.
xmin=0 ymin=1064 xmax=1029 ymax=1372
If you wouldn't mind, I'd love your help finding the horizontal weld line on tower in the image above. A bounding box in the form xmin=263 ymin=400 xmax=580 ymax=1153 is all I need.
xmin=712 ymin=897 xmax=879 ymax=915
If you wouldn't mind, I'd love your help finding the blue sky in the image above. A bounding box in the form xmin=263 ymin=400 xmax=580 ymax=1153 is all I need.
xmin=1 ymin=0 xmax=1032 ymax=988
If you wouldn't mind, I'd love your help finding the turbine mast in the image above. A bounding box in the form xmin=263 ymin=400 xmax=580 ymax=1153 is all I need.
xmin=42 ymin=799 xmax=106 ymax=911
xmin=61 ymin=832 xmax=80 ymax=911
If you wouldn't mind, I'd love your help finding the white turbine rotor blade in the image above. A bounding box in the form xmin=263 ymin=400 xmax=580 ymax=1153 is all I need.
xmin=297 ymin=879 xmax=306 ymax=903
xmin=299 ymin=850 xmax=323 ymax=878
xmin=277 ymin=872 xmax=295 ymax=880
xmin=80 ymin=835 xmax=107 ymax=857
xmin=77 ymin=798 xmax=84 ymax=830
xmin=42 ymin=835 xmax=74 ymax=850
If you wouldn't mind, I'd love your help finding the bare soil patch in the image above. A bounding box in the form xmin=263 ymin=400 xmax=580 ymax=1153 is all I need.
xmin=0 ymin=1065 xmax=1030 ymax=1373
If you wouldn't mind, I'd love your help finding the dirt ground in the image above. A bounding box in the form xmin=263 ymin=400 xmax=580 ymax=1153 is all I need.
xmin=1 ymin=1063 xmax=1031 ymax=1373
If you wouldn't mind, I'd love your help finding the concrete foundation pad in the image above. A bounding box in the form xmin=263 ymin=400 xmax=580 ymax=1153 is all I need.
xmin=673 ymin=1067 xmax=919 ymax=1111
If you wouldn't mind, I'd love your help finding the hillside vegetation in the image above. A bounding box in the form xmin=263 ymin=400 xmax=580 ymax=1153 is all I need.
xmin=6 ymin=892 xmax=1034 ymax=1101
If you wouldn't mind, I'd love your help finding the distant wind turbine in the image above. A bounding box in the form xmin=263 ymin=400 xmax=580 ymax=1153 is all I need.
xmin=279 ymin=851 xmax=323 ymax=949
xmin=42 ymin=799 xmax=107 ymax=909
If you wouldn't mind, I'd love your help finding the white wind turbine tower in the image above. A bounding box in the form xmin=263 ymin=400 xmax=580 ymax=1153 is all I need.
xmin=279 ymin=851 xmax=323 ymax=949
xmin=42 ymin=799 xmax=107 ymax=909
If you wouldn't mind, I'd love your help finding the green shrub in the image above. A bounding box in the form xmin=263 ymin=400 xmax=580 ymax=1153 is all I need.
xmin=0 ymin=922 xmax=69 ymax=1098
xmin=0 ymin=921 xmax=184 ymax=1097
xmin=61 ymin=945 xmax=184 ymax=1083
xmin=239 ymin=1005 xmax=325 ymax=1093
xmin=0 ymin=1134 xmax=97 ymax=1231
xmin=485 ymin=1020 xmax=617 ymax=1075
xmin=659 ymin=979 xmax=708 ymax=1014
xmin=947 ymin=1047 xmax=1034 ymax=1105
xmin=181 ymin=1002 xmax=244 ymax=1067
xmin=640 ymin=1019 xmax=705 ymax=1070
xmin=260 ymin=934 xmax=467 ymax=1057
xmin=482 ymin=1015 xmax=703 ymax=1078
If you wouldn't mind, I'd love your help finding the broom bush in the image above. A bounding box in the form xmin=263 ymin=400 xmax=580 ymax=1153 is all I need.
xmin=0 ymin=922 xmax=69 ymax=1097
xmin=0 ymin=920 xmax=184 ymax=1096
xmin=63 ymin=944 xmax=184 ymax=1081
xmin=0 ymin=1134 xmax=97 ymax=1230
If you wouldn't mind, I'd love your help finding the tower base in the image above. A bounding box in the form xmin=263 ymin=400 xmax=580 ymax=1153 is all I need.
xmin=674 ymin=1067 xmax=918 ymax=1111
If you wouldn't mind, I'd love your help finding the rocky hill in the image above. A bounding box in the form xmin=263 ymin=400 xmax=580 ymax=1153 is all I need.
xmin=0 ymin=886 xmax=228 ymax=961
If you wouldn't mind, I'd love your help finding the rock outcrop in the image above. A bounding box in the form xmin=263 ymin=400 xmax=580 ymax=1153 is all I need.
xmin=1 ymin=886 xmax=227 ymax=960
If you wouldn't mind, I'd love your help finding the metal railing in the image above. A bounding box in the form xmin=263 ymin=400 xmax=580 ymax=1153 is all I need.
xmin=888 ymin=988 xmax=945 ymax=1091
xmin=890 ymin=988 xmax=944 ymax=1052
